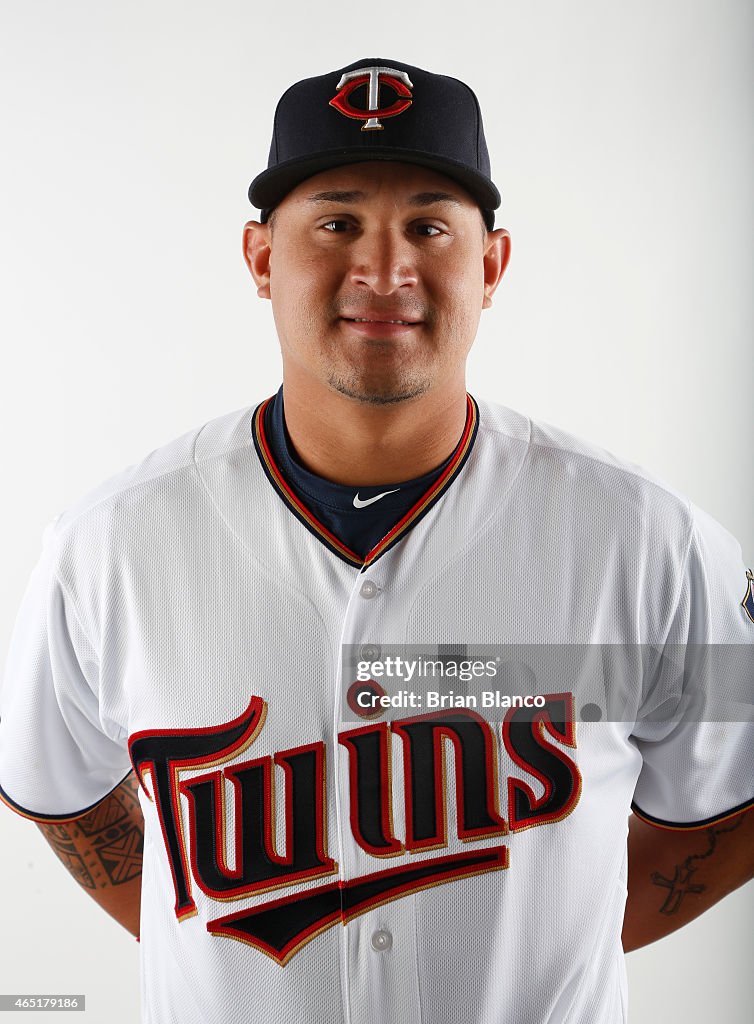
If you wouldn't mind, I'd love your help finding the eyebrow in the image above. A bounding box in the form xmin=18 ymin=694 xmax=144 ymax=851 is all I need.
xmin=305 ymin=189 xmax=463 ymax=207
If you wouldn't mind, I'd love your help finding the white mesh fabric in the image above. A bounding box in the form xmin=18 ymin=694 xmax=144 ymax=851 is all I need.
xmin=1 ymin=396 xmax=751 ymax=1024
xmin=0 ymin=517 xmax=132 ymax=816
xmin=631 ymin=503 xmax=754 ymax=823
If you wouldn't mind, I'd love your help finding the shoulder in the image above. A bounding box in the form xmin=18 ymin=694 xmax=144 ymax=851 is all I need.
xmin=474 ymin=394 xmax=694 ymax=538
xmin=45 ymin=404 xmax=257 ymax=576
xmin=57 ymin=406 xmax=254 ymax=524
xmin=471 ymin=397 xmax=754 ymax=642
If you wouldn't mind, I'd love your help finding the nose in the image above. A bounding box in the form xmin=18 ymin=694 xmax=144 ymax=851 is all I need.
xmin=347 ymin=228 xmax=419 ymax=294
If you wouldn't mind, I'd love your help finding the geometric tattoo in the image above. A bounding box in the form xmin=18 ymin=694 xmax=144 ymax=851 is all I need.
xmin=650 ymin=815 xmax=745 ymax=915
xmin=37 ymin=772 xmax=143 ymax=890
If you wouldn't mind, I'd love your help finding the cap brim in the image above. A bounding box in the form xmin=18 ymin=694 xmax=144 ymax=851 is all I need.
xmin=248 ymin=148 xmax=500 ymax=227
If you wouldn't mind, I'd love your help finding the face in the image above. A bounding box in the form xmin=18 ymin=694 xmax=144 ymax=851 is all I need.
xmin=244 ymin=162 xmax=510 ymax=406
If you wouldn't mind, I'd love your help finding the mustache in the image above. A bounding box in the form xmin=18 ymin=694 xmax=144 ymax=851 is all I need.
xmin=331 ymin=296 xmax=432 ymax=323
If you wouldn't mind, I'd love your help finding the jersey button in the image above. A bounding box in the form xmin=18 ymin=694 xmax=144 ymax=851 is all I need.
xmin=371 ymin=929 xmax=392 ymax=952
xmin=359 ymin=580 xmax=379 ymax=599
xmin=360 ymin=643 xmax=381 ymax=659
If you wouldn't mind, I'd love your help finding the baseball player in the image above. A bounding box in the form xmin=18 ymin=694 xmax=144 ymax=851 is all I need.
xmin=1 ymin=57 xmax=753 ymax=1024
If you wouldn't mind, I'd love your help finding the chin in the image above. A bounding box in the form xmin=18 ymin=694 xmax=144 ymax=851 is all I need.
xmin=327 ymin=370 xmax=430 ymax=407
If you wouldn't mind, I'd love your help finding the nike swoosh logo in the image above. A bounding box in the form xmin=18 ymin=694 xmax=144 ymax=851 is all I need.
xmin=353 ymin=488 xmax=400 ymax=509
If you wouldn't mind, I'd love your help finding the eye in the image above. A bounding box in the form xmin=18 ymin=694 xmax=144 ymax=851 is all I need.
xmin=321 ymin=219 xmax=352 ymax=232
xmin=414 ymin=223 xmax=443 ymax=237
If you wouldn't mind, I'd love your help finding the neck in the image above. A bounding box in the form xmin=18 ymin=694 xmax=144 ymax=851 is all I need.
xmin=279 ymin=374 xmax=469 ymax=487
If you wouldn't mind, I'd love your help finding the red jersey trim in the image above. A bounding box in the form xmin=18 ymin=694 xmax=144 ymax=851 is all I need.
xmin=251 ymin=394 xmax=479 ymax=569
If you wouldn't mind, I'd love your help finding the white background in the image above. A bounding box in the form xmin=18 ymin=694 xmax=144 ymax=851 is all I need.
xmin=1 ymin=1 xmax=752 ymax=1021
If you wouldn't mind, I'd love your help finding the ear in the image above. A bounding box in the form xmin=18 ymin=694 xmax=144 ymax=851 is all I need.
xmin=242 ymin=221 xmax=272 ymax=299
xmin=482 ymin=229 xmax=511 ymax=310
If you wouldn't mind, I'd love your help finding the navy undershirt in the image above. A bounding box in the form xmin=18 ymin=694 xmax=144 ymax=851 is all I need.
xmin=263 ymin=386 xmax=454 ymax=559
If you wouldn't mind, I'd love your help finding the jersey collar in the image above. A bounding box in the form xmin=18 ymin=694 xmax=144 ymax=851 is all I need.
xmin=251 ymin=393 xmax=480 ymax=569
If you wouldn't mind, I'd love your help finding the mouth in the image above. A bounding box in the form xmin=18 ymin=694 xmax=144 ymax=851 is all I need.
xmin=341 ymin=317 xmax=422 ymax=326
xmin=339 ymin=317 xmax=423 ymax=339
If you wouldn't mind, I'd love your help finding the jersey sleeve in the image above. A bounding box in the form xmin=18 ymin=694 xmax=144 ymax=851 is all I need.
xmin=0 ymin=517 xmax=132 ymax=821
xmin=630 ymin=502 xmax=754 ymax=828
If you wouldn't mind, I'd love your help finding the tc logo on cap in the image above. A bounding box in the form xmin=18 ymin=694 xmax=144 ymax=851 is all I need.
xmin=329 ymin=66 xmax=413 ymax=131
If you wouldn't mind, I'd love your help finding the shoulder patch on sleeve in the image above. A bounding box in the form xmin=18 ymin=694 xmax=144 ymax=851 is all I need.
xmin=742 ymin=569 xmax=754 ymax=624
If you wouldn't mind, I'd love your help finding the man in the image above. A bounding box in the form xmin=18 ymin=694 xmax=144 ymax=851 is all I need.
xmin=1 ymin=57 xmax=752 ymax=1024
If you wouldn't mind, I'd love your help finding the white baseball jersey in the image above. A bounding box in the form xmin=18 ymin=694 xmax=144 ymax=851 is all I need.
xmin=1 ymin=395 xmax=752 ymax=1024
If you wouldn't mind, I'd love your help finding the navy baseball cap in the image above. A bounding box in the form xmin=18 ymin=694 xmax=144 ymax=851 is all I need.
xmin=248 ymin=58 xmax=501 ymax=229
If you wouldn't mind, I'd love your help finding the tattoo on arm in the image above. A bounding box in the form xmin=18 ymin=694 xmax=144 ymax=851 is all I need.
xmin=39 ymin=773 xmax=144 ymax=890
xmin=649 ymin=816 xmax=744 ymax=915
